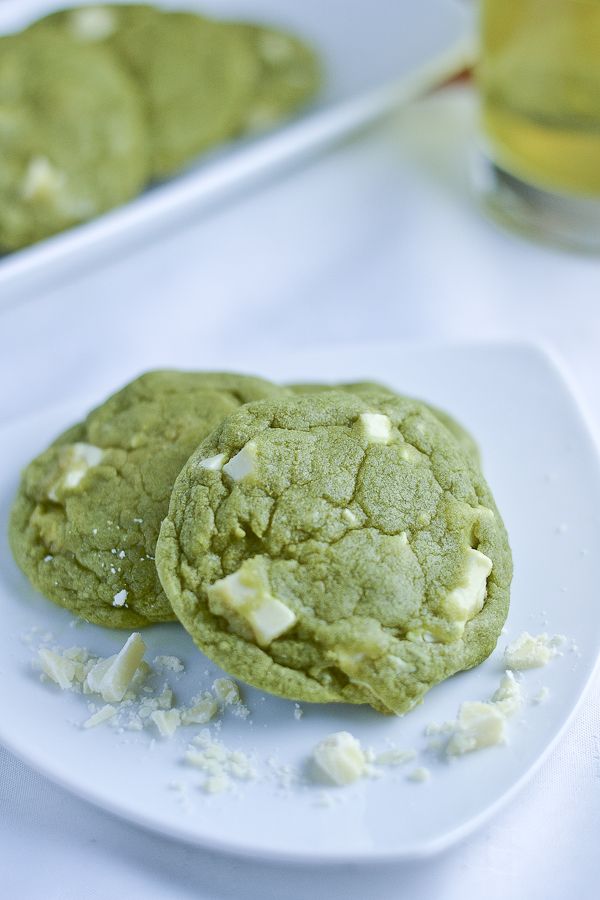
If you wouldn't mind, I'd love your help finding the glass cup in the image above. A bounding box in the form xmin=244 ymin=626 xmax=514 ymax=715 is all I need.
xmin=474 ymin=0 xmax=600 ymax=251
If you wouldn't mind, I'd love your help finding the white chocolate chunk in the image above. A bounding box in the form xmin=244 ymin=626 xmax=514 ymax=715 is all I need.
xmin=222 ymin=442 xmax=257 ymax=481
xmin=446 ymin=701 xmax=506 ymax=756
xmin=492 ymin=670 xmax=522 ymax=717
xmin=21 ymin=156 xmax=64 ymax=202
xmin=213 ymin=678 xmax=240 ymax=705
xmin=151 ymin=708 xmax=181 ymax=738
xmin=38 ymin=648 xmax=77 ymax=689
xmin=313 ymin=731 xmax=366 ymax=785
xmin=69 ymin=6 xmax=117 ymax=41
xmin=247 ymin=597 xmax=297 ymax=646
xmin=198 ymin=453 xmax=226 ymax=471
xmin=85 ymin=655 xmax=115 ymax=694
xmin=407 ymin=767 xmax=431 ymax=783
xmin=83 ymin=704 xmax=116 ymax=728
xmin=112 ymin=589 xmax=128 ymax=607
xmin=48 ymin=443 xmax=104 ymax=499
xmin=181 ymin=695 xmax=218 ymax=725
xmin=358 ymin=412 xmax=392 ymax=444
xmin=504 ymin=632 xmax=556 ymax=669
xmin=258 ymin=32 xmax=295 ymax=64
xmin=208 ymin=560 xmax=297 ymax=647
xmin=376 ymin=748 xmax=417 ymax=766
xmin=203 ymin=773 xmax=231 ymax=794
xmin=444 ymin=548 xmax=493 ymax=628
xmin=96 ymin=633 xmax=146 ymax=702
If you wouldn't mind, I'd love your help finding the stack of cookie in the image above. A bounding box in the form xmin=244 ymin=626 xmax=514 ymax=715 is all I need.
xmin=0 ymin=4 xmax=321 ymax=250
xmin=10 ymin=371 xmax=512 ymax=715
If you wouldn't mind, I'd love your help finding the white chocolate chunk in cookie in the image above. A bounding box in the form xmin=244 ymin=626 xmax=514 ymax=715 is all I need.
xmin=208 ymin=560 xmax=296 ymax=647
xmin=69 ymin=6 xmax=117 ymax=41
xmin=21 ymin=156 xmax=64 ymax=203
xmin=444 ymin=548 xmax=493 ymax=629
xmin=198 ymin=453 xmax=226 ymax=471
xmin=223 ymin=442 xmax=257 ymax=481
xmin=48 ymin=443 xmax=104 ymax=500
xmin=358 ymin=412 xmax=392 ymax=444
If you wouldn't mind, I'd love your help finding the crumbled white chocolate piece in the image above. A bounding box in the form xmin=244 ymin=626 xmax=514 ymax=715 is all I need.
xmin=213 ymin=678 xmax=240 ymax=705
xmin=38 ymin=648 xmax=77 ymax=690
xmin=151 ymin=709 xmax=181 ymax=738
xmin=182 ymin=694 xmax=218 ymax=725
xmin=504 ymin=632 xmax=559 ymax=670
xmin=153 ymin=655 xmax=184 ymax=673
xmin=532 ymin=686 xmax=550 ymax=705
xmin=446 ymin=701 xmax=506 ymax=756
xmin=222 ymin=442 xmax=257 ymax=481
xmin=293 ymin=703 xmax=303 ymax=721
xmin=492 ymin=670 xmax=523 ymax=717
xmin=407 ymin=767 xmax=431 ymax=783
xmin=313 ymin=731 xmax=366 ymax=786
xmin=376 ymin=747 xmax=417 ymax=767
xmin=83 ymin=704 xmax=116 ymax=728
xmin=94 ymin=633 xmax=146 ymax=702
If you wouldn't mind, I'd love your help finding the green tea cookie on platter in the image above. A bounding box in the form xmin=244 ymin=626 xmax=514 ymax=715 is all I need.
xmin=0 ymin=28 xmax=148 ymax=250
xmin=236 ymin=23 xmax=321 ymax=131
xmin=289 ymin=381 xmax=481 ymax=467
xmin=9 ymin=372 xmax=286 ymax=629
xmin=156 ymin=391 xmax=512 ymax=714
xmin=33 ymin=5 xmax=260 ymax=177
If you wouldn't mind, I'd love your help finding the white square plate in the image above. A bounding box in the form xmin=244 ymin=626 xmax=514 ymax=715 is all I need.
xmin=0 ymin=0 xmax=472 ymax=295
xmin=0 ymin=341 xmax=598 ymax=863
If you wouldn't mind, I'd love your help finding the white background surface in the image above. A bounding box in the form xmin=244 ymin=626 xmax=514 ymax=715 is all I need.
xmin=1 ymin=85 xmax=600 ymax=897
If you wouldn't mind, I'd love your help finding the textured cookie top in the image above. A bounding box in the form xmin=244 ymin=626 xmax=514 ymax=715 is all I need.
xmin=289 ymin=381 xmax=481 ymax=467
xmin=0 ymin=27 xmax=148 ymax=250
xmin=157 ymin=391 xmax=512 ymax=714
xmin=10 ymin=372 xmax=285 ymax=628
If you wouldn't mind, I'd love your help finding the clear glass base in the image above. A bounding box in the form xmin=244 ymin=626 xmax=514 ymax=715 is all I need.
xmin=472 ymin=153 xmax=600 ymax=254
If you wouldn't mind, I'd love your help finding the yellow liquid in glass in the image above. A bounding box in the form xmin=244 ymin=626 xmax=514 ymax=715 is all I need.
xmin=478 ymin=0 xmax=600 ymax=196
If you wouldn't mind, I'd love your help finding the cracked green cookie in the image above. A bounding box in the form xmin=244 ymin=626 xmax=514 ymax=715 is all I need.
xmin=33 ymin=5 xmax=260 ymax=178
xmin=0 ymin=28 xmax=148 ymax=250
xmin=289 ymin=381 xmax=481 ymax=467
xmin=156 ymin=391 xmax=512 ymax=714
xmin=236 ymin=23 xmax=321 ymax=131
xmin=9 ymin=371 xmax=286 ymax=628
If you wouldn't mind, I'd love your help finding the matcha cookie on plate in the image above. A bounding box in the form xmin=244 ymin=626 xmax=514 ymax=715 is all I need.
xmin=0 ymin=28 xmax=148 ymax=250
xmin=156 ymin=391 xmax=512 ymax=714
xmin=33 ymin=5 xmax=260 ymax=178
xmin=237 ymin=23 xmax=321 ymax=131
xmin=10 ymin=372 xmax=285 ymax=628
xmin=290 ymin=380 xmax=481 ymax=466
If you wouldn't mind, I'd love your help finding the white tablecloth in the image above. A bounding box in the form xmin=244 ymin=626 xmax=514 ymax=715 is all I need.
xmin=2 ymin=86 xmax=600 ymax=899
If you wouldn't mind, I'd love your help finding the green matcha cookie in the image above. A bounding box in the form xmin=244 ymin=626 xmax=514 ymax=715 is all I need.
xmin=0 ymin=28 xmax=148 ymax=250
xmin=290 ymin=381 xmax=481 ymax=466
xmin=236 ymin=23 xmax=321 ymax=131
xmin=156 ymin=391 xmax=512 ymax=714
xmin=33 ymin=5 xmax=260 ymax=177
xmin=9 ymin=371 xmax=286 ymax=628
